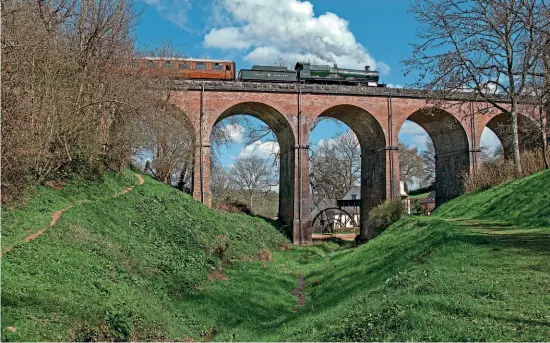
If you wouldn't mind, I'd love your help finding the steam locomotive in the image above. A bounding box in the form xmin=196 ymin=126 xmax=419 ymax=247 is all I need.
xmin=132 ymin=57 xmax=384 ymax=86
xmin=239 ymin=63 xmax=382 ymax=86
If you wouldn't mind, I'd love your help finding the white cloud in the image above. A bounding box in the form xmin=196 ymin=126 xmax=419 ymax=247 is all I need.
xmin=222 ymin=123 xmax=244 ymax=143
xmin=399 ymin=120 xmax=426 ymax=135
xmin=387 ymin=83 xmax=404 ymax=88
xmin=411 ymin=134 xmax=430 ymax=149
xmin=317 ymin=137 xmax=337 ymax=148
xmin=203 ymin=0 xmax=389 ymax=73
xmin=204 ymin=27 xmax=252 ymax=50
xmin=239 ymin=140 xmax=280 ymax=158
xmin=144 ymin=0 xmax=192 ymax=30
xmin=398 ymin=120 xmax=431 ymax=151
xmin=480 ymin=127 xmax=502 ymax=150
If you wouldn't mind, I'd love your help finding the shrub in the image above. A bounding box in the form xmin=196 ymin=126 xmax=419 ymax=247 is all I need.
xmin=367 ymin=200 xmax=405 ymax=234
xmin=104 ymin=310 xmax=133 ymax=342
xmin=464 ymin=149 xmax=549 ymax=193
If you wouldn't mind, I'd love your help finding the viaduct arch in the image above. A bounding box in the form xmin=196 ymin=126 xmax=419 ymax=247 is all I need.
xmin=168 ymin=81 xmax=543 ymax=244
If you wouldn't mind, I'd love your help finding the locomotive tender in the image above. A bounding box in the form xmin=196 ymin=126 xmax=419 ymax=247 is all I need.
xmin=135 ymin=57 xmax=383 ymax=86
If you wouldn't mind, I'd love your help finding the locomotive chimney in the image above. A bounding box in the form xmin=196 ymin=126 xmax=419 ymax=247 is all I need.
xmin=365 ymin=66 xmax=371 ymax=71
xmin=334 ymin=64 xmax=338 ymax=68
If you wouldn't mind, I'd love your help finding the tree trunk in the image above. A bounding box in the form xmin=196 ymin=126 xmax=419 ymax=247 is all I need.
xmin=543 ymin=114 xmax=549 ymax=170
xmin=510 ymin=110 xmax=523 ymax=175
xmin=543 ymin=52 xmax=550 ymax=170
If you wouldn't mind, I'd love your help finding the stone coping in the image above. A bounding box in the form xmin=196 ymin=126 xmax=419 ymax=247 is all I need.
xmin=170 ymin=80 xmax=513 ymax=102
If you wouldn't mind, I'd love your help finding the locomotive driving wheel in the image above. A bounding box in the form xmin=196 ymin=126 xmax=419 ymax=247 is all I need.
xmin=312 ymin=207 xmax=357 ymax=235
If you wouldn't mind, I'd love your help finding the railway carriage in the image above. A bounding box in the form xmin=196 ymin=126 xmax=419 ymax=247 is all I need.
xmin=133 ymin=57 xmax=235 ymax=81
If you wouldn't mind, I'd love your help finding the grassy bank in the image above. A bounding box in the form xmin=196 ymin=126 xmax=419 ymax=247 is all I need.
xmin=2 ymin=170 xmax=549 ymax=341
xmin=1 ymin=169 xmax=287 ymax=341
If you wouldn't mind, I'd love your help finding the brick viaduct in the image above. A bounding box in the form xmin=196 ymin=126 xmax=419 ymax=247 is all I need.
xmin=166 ymin=80 xmax=543 ymax=244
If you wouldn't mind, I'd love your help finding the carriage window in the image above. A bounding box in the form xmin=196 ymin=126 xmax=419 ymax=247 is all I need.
xmin=146 ymin=60 xmax=156 ymax=68
xmin=212 ymin=63 xmax=223 ymax=71
xmin=226 ymin=65 xmax=232 ymax=71
xmin=163 ymin=61 xmax=173 ymax=68
xmin=179 ymin=62 xmax=190 ymax=70
xmin=195 ymin=62 xmax=206 ymax=70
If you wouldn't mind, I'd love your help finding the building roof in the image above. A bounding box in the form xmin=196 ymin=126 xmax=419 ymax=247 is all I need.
xmin=421 ymin=191 xmax=436 ymax=204
xmin=342 ymin=186 xmax=361 ymax=200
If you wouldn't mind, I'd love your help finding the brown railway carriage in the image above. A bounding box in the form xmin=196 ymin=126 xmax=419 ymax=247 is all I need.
xmin=134 ymin=57 xmax=235 ymax=81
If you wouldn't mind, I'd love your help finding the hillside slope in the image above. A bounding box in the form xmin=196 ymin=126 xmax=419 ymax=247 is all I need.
xmin=284 ymin=171 xmax=550 ymax=341
xmin=168 ymin=171 xmax=550 ymax=341
xmin=2 ymin=170 xmax=549 ymax=341
xmin=1 ymin=170 xmax=288 ymax=341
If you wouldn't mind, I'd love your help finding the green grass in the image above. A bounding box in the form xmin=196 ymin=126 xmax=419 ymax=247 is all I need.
xmin=1 ymin=170 xmax=287 ymax=341
xmin=409 ymin=191 xmax=431 ymax=199
xmin=2 ymin=170 xmax=550 ymax=341
xmin=434 ymin=170 xmax=550 ymax=228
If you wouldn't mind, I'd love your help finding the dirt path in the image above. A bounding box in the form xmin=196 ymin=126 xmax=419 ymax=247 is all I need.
xmin=23 ymin=205 xmax=74 ymax=243
xmin=312 ymin=233 xmax=357 ymax=241
xmin=9 ymin=173 xmax=145 ymax=252
xmin=115 ymin=174 xmax=144 ymax=196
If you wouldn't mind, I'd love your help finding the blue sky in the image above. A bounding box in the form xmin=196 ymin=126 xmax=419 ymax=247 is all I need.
xmin=135 ymin=0 xmax=501 ymax=167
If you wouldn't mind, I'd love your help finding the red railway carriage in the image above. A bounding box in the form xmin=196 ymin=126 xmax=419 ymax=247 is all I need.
xmin=134 ymin=57 xmax=235 ymax=81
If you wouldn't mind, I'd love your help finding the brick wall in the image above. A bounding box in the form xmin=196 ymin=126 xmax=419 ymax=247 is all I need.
xmin=167 ymin=84 xmax=534 ymax=244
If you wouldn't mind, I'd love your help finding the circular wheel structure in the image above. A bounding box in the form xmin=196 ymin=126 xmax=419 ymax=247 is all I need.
xmin=312 ymin=207 xmax=358 ymax=235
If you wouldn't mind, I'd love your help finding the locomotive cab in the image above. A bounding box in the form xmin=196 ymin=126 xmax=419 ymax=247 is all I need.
xmin=295 ymin=62 xmax=311 ymax=79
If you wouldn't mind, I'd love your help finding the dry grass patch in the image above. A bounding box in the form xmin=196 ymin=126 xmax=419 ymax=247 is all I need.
xmin=207 ymin=269 xmax=227 ymax=282
xmin=256 ymin=248 xmax=273 ymax=262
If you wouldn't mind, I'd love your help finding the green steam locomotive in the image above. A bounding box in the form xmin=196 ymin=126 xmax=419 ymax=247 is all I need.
xmin=238 ymin=62 xmax=383 ymax=86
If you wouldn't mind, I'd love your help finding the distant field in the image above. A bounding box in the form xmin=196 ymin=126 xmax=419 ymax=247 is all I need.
xmin=2 ymin=170 xmax=549 ymax=341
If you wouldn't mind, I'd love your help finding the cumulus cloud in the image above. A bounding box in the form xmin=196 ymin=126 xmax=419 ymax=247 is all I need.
xmin=399 ymin=120 xmax=426 ymax=135
xmin=144 ymin=0 xmax=192 ymax=30
xmin=203 ymin=0 xmax=389 ymax=73
xmin=222 ymin=123 xmax=245 ymax=143
xmin=239 ymin=140 xmax=280 ymax=159
xmin=204 ymin=27 xmax=252 ymax=49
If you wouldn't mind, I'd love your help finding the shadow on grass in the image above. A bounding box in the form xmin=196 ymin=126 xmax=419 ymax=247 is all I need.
xmin=246 ymin=213 xmax=292 ymax=241
xmin=311 ymin=236 xmax=357 ymax=248
xmin=456 ymin=230 xmax=550 ymax=256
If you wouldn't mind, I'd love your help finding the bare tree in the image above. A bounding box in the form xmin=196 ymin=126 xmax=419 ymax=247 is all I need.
xmin=310 ymin=129 xmax=361 ymax=205
xmin=333 ymin=130 xmax=361 ymax=189
xmin=398 ymin=142 xmax=424 ymax=188
xmin=480 ymin=144 xmax=504 ymax=163
xmin=405 ymin=0 xmax=546 ymax=175
xmin=2 ymin=0 xmax=140 ymax=202
xmin=521 ymin=1 xmax=550 ymax=169
xmin=210 ymin=158 xmax=231 ymax=200
xmin=421 ymin=140 xmax=436 ymax=187
xmin=229 ymin=155 xmax=277 ymax=211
